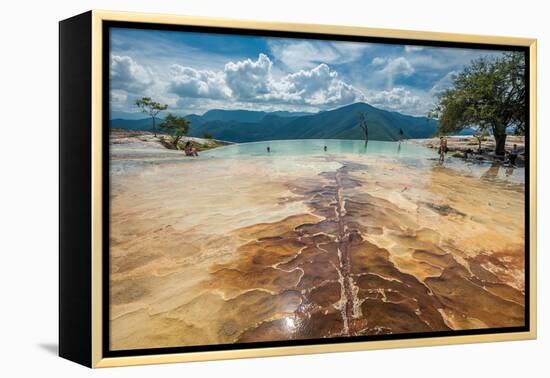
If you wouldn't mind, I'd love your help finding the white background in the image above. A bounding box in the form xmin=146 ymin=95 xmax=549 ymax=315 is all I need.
xmin=0 ymin=0 xmax=547 ymax=376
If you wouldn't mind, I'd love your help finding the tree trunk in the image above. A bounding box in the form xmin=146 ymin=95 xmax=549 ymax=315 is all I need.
xmin=173 ymin=136 xmax=181 ymax=149
xmin=494 ymin=133 xmax=507 ymax=156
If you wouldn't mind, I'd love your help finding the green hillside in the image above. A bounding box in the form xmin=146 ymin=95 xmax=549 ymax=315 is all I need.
xmin=110 ymin=102 xmax=438 ymax=142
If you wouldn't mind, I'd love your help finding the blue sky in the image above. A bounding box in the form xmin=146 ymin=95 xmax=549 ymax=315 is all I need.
xmin=110 ymin=27 xmax=508 ymax=118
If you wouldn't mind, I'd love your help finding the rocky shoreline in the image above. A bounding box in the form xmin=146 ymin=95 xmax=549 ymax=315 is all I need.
xmin=410 ymin=135 xmax=525 ymax=165
xmin=110 ymin=128 xmax=232 ymax=152
xmin=110 ymin=129 xmax=526 ymax=167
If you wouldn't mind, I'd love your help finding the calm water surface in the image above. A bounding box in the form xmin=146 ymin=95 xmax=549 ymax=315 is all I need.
xmin=111 ymin=139 xmax=524 ymax=184
xmin=203 ymin=139 xmax=432 ymax=158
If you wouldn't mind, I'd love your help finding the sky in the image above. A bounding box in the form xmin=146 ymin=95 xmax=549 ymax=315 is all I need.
xmin=109 ymin=27 xmax=509 ymax=118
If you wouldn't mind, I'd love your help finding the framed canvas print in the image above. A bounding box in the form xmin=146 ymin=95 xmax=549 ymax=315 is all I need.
xmin=59 ymin=10 xmax=537 ymax=368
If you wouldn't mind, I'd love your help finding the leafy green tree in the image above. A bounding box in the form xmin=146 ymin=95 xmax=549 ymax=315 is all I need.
xmin=135 ymin=97 xmax=168 ymax=137
xmin=159 ymin=114 xmax=191 ymax=148
xmin=430 ymin=52 xmax=525 ymax=155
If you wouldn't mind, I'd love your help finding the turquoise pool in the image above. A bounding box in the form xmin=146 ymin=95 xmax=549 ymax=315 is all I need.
xmin=202 ymin=139 xmax=434 ymax=158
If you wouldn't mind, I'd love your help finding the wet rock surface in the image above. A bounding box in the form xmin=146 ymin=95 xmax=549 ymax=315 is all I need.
xmin=109 ymin=153 xmax=525 ymax=350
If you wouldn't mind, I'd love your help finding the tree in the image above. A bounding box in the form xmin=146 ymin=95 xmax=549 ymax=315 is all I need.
xmin=159 ymin=114 xmax=191 ymax=148
xmin=430 ymin=52 xmax=525 ymax=156
xmin=357 ymin=112 xmax=369 ymax=141
xmin=135 ymin=97 xmax=168 ymax=137
xmin=473 ymin=129 xmax=489 ymax=153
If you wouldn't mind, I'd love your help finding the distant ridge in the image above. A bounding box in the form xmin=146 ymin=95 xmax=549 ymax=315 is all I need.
xmin=110 ymin=102 xmax=438 ymax=142
xmin=201 ymin=109 xmax=313 ymax=123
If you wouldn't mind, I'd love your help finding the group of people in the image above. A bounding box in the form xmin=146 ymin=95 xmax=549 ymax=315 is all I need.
xmin=266 ymin=145 xmax=329 ymax=153
xmin=438 ymin=136 xmax=520 ymax=165
xmin=190 ymin=135 xmax=520 ymax=165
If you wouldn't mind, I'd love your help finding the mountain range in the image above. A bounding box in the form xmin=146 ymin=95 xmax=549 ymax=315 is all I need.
xmin=110 ymin=102 xmax=439 ymax=142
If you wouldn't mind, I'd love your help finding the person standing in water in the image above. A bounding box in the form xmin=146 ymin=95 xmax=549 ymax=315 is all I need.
xmin=438 ymin=137 xmax=447 ymax=163
xmin=267 ymin=146 xmax=270 ymax=153
xmin=399 ymin=128 xmax=404 ymax=141
xmin=509 ymin=144 xmax=519 ymax=165
xmin=324 ymin=145 xmax=327 ymax=152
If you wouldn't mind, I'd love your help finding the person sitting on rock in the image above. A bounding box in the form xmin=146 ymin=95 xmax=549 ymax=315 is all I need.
xmin=184 ymin=141 xmax=198 ymax=157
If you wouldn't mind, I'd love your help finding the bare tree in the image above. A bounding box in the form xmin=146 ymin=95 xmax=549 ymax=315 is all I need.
xmin=135 ymin=97 xmax=168 ymax=137
xmin=358 ymin=112 xmax=369 ymax=141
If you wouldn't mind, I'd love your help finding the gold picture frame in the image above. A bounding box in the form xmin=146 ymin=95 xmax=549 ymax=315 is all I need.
xmin=59 ymin=9 xmax=537 ymax=368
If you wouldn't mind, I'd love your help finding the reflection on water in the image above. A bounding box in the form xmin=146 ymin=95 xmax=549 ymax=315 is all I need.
xmin=112 ymin=139 xmax=524 ymax=185
xmin=482 ymin=162 xmax=504 ymax=182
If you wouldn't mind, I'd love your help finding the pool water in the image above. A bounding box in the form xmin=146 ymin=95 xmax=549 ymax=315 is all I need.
xmin=200 ymin=139 xmax=524 ymax=184
xmin=111 ymin=138 xmax=524 ymax=185
xmin=202 ymin=139 xmax=433 ymax=159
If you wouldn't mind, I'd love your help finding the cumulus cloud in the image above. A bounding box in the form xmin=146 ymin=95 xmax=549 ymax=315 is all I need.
xmin=366 ymin=87 xmax=425 ymax=115
xmin=110 ymin=27 xmax=510 ymax=117
xmin=110 ymin=55 xmax=153 ymax=92
xmin=167 ymin=54 xmax=364 ymax=108
xmin=379 ymin=57 xmax=415 ymax=77
xmin=110 ymin=52 xmax=435 ymax=116
xmin=169 ymin=65 xmax=231 ymax=99
xmin=224 ymin=53 xmax=273 ymax=100
xmin=373 ymin=56 xmax=415 ymax=88
xmin=371 ymin=57 xmax=388 ymax=66
xmin=275 ymin=64 xmax=363 ymax=106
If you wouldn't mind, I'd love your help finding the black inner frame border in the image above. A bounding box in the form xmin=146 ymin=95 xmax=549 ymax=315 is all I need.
xmin=102 ymin=19 xmax=531 ymax=358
